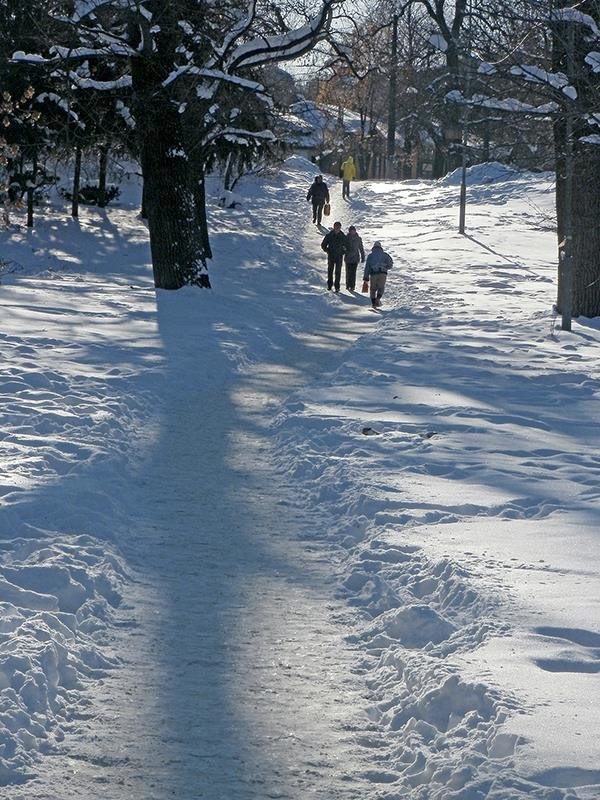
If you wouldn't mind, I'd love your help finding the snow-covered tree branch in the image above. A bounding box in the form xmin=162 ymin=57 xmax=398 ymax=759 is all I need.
xmin=13 ymin=0 xmax=343 ymax=289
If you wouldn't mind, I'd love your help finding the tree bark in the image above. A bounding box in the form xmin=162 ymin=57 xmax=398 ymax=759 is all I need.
xmin=132 ymin=61 xmax=210 ymax=289
xmin=98 ymin=142 xmax=108 ymax=208
xmin=141 ymin=179 xmax=147 ymax=219
xmin=181 ymin=110 xmax=213 ymax=265
xmin=553 ymin=6 xmax=600 ymax=317
xmin=72 ymin=144 xmax=82 ymax=218
xmin=139 ymin=113 xmax=210 ymax=289
xmin=570 ymin=142 xmax=600 ymax=316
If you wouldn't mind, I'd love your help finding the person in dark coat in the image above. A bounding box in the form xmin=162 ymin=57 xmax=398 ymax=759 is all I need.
xmin=344 ymin=225 xmax=365 ymax=291
xmin=306 ymin=175 xmax=330 ymax=225
xmin=321 ymin=221 xmax=347 ymax=292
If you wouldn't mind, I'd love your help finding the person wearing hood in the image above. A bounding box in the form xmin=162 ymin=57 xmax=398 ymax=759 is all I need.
xmin=306 ymin=175 xmax=330 ymax=225
xmin=344 ymin=225 xmax=365 ymax=291
xmin=362 ymin=241 xmax=393 ymax=308
xmin=340 ymin=156 xmax=357 ymax=199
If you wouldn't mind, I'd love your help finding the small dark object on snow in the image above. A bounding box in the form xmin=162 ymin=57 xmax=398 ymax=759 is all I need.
xmin=421 ymin=431 xmax=438 ymax=439
xmin=218 ymin=190 xmax=242 ymax=208
xmin=361 ymin=426 xmax=379 ymax=436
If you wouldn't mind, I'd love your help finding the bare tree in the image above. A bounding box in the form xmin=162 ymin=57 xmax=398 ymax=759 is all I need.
xmin=430 ymin=0 xmax=600 ymax=317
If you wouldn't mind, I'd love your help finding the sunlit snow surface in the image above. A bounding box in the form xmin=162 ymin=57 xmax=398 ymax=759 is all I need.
xmin=0 ymin=157 xmax=599 ymax=799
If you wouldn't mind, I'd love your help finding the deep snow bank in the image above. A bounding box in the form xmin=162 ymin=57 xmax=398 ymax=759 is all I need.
xmin=440 ymin=161 xmax=530 ymax=185
xmin=0 ymin=188 xmax=158 ymax=783
xmin=0 ymin=151 xmax=346 ymax=789
xmin=0 ymin=536 xmax=127 ymax=784
xmin=275 ymin=166 xmax=600 ymax=798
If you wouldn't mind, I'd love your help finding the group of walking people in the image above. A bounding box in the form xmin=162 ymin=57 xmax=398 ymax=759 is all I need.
xmin=306 ymin=168 xmax=393 ymax=309
xmin=306 ymin=156 xmax=357 ymax=224
xmin=306 ymin=167 xmax=393 ymax=308
xmin=320 ymin=222 xmax=393 ymax=309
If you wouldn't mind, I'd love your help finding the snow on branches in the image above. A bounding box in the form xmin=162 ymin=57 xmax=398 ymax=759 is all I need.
xmin=549 ymin=7 xmax=600 ymax=39
xmin=446 ymin=89 xmax=558 ymax=116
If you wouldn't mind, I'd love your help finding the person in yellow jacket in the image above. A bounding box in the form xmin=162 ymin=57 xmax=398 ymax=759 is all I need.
xmin=340 ymin=155 xmax=357 ymax=199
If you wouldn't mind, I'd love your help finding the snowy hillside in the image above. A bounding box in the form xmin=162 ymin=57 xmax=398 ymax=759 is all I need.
xmin=0 ymin=157 xmax=599 ymax=799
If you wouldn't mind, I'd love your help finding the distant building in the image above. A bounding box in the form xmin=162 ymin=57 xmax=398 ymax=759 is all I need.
xmin=275 ymin=99 xmax=434 ymax=180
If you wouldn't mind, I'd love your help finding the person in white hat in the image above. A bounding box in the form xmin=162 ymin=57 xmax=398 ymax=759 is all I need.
xmin=362 ymin=241 xmax=393 ymax=308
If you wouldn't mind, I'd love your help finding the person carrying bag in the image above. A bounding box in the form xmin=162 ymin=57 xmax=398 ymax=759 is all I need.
xmin=306 ymin=175 xmax=330 ymax=225
xmin=362 ymin=240 xmax=393 ymax=308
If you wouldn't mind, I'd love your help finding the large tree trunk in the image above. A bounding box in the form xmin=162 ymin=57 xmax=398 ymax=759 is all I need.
xmin=130 ymin=9 xmax=210 ymax=291
xmin=181 ymin=112 xmax=213 ymax=263
xmin=553 ymin=4 xmax=600 ymax=317
xmin=570 ymin=143 xmax=600 ymax=316
xmin=132 ymin=73 xmax=210 ymax=289
xmin=139 ymin=112 xmax=210 ymax=289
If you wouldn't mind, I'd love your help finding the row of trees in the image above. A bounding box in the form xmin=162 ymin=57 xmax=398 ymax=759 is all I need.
xmin=1 ymin=0 xmax=342 ymax=289
xmin=308 ymin=0 xmax=600 ymax=318
xmin=2 ymin=1 xmax=600 ymax=317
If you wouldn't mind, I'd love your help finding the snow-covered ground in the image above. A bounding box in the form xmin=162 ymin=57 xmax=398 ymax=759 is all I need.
xmin=0 ymin=156 xmax=599 ymax=799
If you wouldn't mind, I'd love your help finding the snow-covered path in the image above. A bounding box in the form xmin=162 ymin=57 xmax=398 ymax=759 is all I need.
xmin=19 ymin=359 xmax=372 ymax=799
xmin=99 ymin=320 xmax=377 ymax=799
xmin=3 ymin=158 xmax=599 ymax=799
xmin=5 ymin=159 xmax=385 ymax=798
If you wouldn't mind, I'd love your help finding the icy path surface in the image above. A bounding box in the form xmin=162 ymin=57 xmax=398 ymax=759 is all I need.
xmin=3 ymin=158 xmax=599 ymax=799
xmin=5 ymin=158 xmax=382 ymax=798
xmin=111 ymin=329 xmax=377 ymax=799
xmin=28 ymin=340 xmax=373 ymax=799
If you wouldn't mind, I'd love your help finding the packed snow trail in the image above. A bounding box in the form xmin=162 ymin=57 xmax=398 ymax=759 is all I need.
xmin=275 ymin=165 xmax=600 ymax=799
xmin=9 ymin=316 xmax=377 ymax=800
xmin=4 ymin=158 xmax=385 ymax=798
xmin=27 ymin=335 xmax=373 ymax=799
xmin=3 ymin=158 xmax=599 ymax=799
xmin=106 ymin=309 xmax=377 ymax=800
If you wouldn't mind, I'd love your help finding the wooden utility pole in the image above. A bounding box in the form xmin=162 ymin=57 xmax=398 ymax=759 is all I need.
xmin=458 ymin=0 xmax=472 ymax=234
